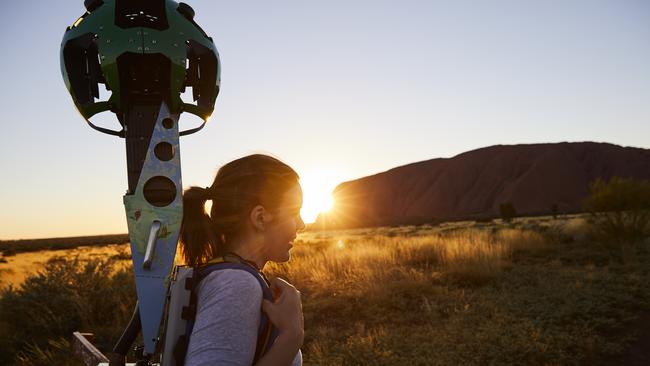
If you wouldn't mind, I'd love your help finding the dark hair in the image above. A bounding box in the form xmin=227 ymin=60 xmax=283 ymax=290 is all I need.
xmin=180 ymin=154 xmax=299 ymax=266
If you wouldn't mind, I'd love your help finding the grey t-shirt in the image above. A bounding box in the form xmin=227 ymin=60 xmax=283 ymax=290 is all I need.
xmin=185 ymin=268 xmax=302 ymax=366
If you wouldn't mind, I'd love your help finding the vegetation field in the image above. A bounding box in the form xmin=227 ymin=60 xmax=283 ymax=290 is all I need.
xmin=0 ymin=244 xmax=131 ymax=290
xmin=1 ymin=215 xmax=649 ymax=365
xmin=0 ymin=234 xmax=130 ymax=255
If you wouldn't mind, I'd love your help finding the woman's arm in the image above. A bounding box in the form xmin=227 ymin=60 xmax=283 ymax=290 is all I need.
xmin=255 ymin=277 xmax=304 ymax=366
xmin=254 ymin=332 xmax=303 ymax=366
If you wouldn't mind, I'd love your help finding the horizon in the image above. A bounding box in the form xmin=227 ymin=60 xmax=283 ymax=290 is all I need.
xmin=1 ymin=0 xmax=649 ymax=239
xmin=2 ymin=139 xmax=645 ymax=241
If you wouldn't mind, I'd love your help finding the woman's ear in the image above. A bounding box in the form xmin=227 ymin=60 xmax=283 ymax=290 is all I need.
xmin=250 ymin=204 xmax=272 ymax=231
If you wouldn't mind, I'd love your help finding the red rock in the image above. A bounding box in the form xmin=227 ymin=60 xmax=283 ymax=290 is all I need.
xmin=315 ymin=142 xmax=650 ymax=229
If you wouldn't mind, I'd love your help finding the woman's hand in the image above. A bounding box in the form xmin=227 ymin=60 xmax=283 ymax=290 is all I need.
xmin=262 ymin=277 xmax=304 ymax=346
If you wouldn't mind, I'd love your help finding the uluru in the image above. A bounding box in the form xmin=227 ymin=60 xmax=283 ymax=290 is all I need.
xmin=315 ymin=142 xmax=650 ymax=229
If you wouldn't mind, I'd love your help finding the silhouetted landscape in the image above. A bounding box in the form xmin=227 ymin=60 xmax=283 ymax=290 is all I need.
xmin=317 ymin=142 xmax=650 ymax=228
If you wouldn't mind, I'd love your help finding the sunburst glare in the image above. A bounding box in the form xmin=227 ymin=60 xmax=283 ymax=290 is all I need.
xmin=299 ymin=169 xmax=342 ymax=223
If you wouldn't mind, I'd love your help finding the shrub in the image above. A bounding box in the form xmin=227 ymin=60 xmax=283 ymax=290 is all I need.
xmin=0 ymin=256 xmax=136 ymax=365
xmin=583 ymin=177 xmax=650 ymax=245
xmin=551 ymin=203 xmax=559 ymax=219
xmin=2 ymin=249 xmax=16 ymax=257
xmin=499 ymin=202 xmax=517 ymax=222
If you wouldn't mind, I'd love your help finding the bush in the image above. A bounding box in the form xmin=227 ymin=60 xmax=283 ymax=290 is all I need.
xmin=499 ymin=202 xmax=517 ymax=222
xmin=551 ymin=203 xmax=559 ymax=219
xmin=0 ymin=256 xmax=136 ymax=365
xmin=583 ymin=177 xmax=650 ymax=245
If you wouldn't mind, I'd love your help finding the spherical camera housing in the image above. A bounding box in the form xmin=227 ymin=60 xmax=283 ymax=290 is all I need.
xmin=60 ymin=0 xmax=220 ymax=136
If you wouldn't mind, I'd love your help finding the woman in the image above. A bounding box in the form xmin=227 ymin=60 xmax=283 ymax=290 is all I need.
xmin=180 ymin=154 xmax=305 ymax=366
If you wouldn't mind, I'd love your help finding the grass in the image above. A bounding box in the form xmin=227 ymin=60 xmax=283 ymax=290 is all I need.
xmin=0 ymin=215 xmax=648 ymax=365
xmin=0 ymin=234 xmax=130 ymax=255
xmin=270 ymin=217 xmax=649 ymax=365
xmin=0 ymin=244 xmax=131 ymax=290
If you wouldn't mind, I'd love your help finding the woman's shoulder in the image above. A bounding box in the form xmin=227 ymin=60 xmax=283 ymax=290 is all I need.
xmin=197 ymin=267 xmax=263 ymax=301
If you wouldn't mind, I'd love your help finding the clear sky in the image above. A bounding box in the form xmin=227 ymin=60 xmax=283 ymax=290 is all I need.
xmin=1 ymin=0 xmax=649 ymax=240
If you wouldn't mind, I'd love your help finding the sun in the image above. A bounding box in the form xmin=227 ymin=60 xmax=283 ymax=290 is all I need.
xmin=299 ymin=169 xmax=341 ymax=224
xmin=301 ymin=190 xmax=333 ymax=223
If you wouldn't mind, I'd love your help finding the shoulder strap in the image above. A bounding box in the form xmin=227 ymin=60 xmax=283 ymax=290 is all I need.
xmin=175 ymin=257 xmax=278 ymax=365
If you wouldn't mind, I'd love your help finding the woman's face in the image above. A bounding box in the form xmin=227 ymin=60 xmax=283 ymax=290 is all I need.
xmin=264 ymin=183 xmax=305 ymax=263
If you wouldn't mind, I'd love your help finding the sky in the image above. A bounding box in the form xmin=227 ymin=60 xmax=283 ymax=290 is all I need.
xmin=0 ymin=0 xmax=649 ymax=240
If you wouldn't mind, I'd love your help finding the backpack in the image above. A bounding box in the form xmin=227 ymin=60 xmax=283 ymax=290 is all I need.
xmin=161 ymin=255 xmax=278 ymax=366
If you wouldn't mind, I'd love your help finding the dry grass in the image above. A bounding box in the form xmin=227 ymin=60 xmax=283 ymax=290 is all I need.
xmin=2 ymin=216 xmax=649 ymax=365
xmin=268 ymin=227 xmax=549 ymax=291
xmin=561 ymin=217 xmax=591 ymax=242
xmin=263 ymin=222 xmax=649 ymax=365
xmin=0 ymin=244 xmax=131 ymax=290
xmin=0 ymin=234 xmax=130 ymax=255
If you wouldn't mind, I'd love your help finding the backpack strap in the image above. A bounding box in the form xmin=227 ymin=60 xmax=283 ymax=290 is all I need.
xmin=174 ymin=256 xmax=279 ymax=365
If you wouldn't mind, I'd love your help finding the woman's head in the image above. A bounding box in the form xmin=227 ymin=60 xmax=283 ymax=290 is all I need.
xmin=180 ymin=154 xmax=304 ymax=266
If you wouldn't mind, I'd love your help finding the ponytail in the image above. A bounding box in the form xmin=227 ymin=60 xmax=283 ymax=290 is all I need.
xmin=179 ymin=186 xmax=222 ymax=266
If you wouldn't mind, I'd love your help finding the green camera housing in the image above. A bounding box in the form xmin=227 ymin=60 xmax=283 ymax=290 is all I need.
xmin=60 ymin=0 xmax=220 ymax=136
